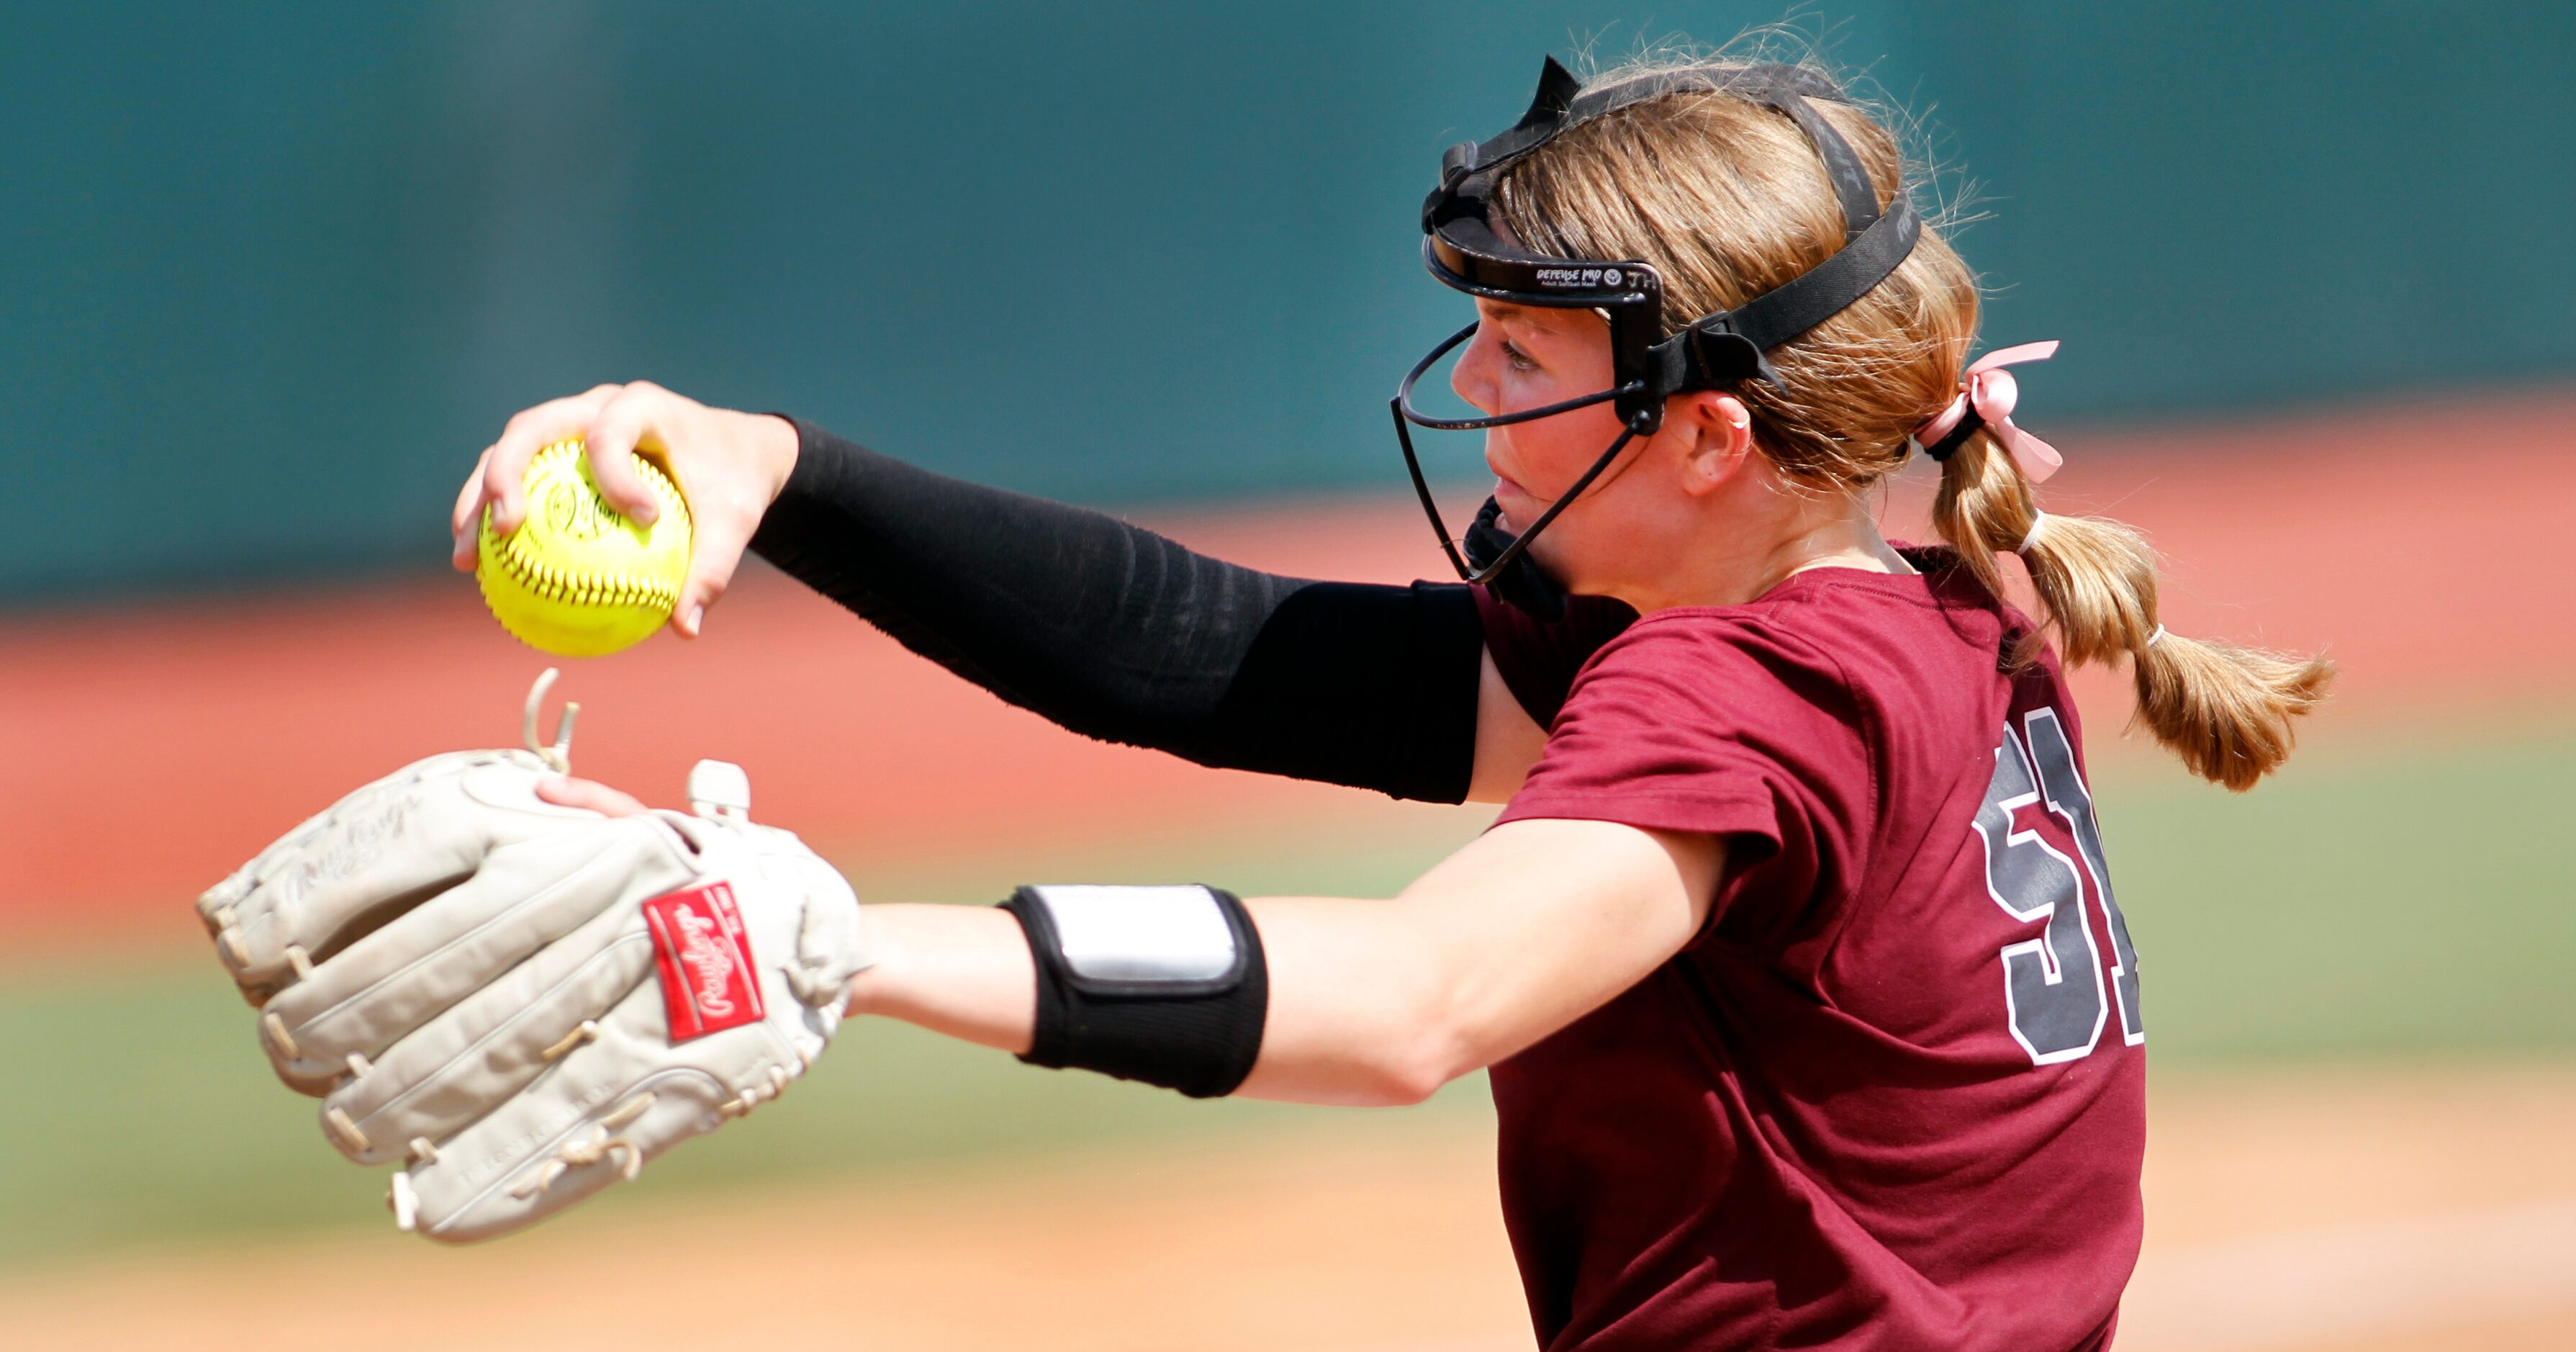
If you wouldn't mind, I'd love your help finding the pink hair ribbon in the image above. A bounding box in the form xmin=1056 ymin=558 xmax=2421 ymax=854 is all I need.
xmin=1913 ymin=340 xmax=2063 ymax=482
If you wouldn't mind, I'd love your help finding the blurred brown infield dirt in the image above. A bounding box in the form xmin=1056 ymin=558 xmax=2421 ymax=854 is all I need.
xmin=3 ymin=1063 xmax=2573 ymax=1351
xmin=4 ymin=388 xmax=2574 ymax=952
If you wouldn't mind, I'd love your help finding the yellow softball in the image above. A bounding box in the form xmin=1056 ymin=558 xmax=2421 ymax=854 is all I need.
xmin=476 ymin=438 xmax=693 ymax=658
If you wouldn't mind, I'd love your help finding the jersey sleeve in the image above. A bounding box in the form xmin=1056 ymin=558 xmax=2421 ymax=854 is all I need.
xmin=1494 ymin=616 xmax=1875 ymax=935
xmin=1473 ymin=585 xmax=1637 ymax=726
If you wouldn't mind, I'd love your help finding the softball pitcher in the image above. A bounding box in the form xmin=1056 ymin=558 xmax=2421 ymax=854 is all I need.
xmin=213 ymin=51 xmax=2330 ymax=1351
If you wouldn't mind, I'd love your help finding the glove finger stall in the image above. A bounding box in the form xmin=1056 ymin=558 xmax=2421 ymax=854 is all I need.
xmin=400 ymin=979 xmax=805 ymax=1243
xmin=198 ymin=752 xmax=485 ymax=921
xmin=260 ymin=818 xmax=693 ymax=1089
xmin=326 ymin=901 xmax=658 ymax=1165
xmin=200 ymin=755 xmax=479 ymax=1001
xmin=205 ymin=752 xmax=593 ymax=996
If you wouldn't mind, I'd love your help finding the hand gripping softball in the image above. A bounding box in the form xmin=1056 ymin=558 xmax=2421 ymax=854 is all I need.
xmin=196 ymin=672 xmax=868 ymax=1242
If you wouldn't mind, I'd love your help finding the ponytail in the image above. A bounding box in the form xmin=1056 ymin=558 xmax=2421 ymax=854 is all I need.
xmin=1931 ymin=430 xmax=2334 ymax=792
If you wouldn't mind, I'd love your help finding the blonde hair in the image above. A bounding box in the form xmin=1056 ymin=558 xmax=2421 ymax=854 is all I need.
xmin=1493 ymin=53 xmax=2332 ymax=790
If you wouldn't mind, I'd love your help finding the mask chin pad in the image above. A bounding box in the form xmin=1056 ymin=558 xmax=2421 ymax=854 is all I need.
xmin=1465 ymin=499 xmax=1568 ymax=621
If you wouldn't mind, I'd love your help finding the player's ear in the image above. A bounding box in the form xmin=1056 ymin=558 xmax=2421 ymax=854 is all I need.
xmin=1673 ymin=392 xmax=1755 ymax=497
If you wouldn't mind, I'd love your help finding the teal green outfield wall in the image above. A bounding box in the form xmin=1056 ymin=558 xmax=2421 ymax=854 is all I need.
xmin=4 ymin=2 xmax=2570 ymax=599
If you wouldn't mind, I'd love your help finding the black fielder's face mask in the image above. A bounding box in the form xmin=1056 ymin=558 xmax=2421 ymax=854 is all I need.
xmin=1390 ymin=57 xmax=1923 ymax=618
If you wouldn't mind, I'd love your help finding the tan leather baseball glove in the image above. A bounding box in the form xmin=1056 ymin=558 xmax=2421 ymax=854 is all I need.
xmin=196 ymin=677 xmax=866 ymax=1242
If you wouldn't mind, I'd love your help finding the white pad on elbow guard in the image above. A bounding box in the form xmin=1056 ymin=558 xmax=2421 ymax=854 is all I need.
xmin=1022 ymin=884 xmax=1242 ymax=986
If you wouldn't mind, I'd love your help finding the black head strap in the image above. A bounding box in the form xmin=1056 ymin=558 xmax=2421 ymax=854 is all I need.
xmin=1644 ymin=197 xmax=1920 ymax=389
xmin=1440 ymin=60 xmax=1884 ymax=240
xmin=1438 ymin=58 xmax=1582 ymax=189
xmin=1424 ymin=57 xmax=1922 ymax=413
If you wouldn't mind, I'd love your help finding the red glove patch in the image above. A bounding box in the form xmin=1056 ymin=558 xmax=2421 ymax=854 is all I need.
xmin=643 ymin=883 xmax=766 ymax=1042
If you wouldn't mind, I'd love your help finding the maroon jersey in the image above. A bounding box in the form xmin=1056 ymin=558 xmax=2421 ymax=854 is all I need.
xmin=1479 ymin=554 xmax=2144 ymax=1351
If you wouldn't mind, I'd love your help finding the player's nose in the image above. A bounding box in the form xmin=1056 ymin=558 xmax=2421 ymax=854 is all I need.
xmin=1450 ymin=327 xmax=1503 ymax=416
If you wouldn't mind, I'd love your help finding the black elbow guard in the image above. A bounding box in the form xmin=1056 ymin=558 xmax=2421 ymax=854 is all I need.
xmin=1202 ymin=579 xmax=1482 ymax=803
xmin=1000 ymin=884 xmax=1267 ymax=1099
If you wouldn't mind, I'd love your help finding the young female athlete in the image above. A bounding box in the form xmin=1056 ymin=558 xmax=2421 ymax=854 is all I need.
xmin=453 ymin=53 xmax=2330 ymax=1351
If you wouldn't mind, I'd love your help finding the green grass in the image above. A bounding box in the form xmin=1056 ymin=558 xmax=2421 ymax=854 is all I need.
xmin=2102 ymin=729 xmax=2576 ymax=1058
xmin=0 ymin=733 xmax=2567 ymax=1265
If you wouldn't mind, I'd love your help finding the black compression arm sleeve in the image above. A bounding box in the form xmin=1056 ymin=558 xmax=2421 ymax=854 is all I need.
xmin=747 ymin=420 xmax=1484 ymax=803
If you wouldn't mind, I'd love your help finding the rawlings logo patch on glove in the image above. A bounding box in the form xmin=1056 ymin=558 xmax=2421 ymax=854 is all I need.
xmin=645 ymin=883 xmax=765 ymax=1040
xmin=197 ymin=672 xmax=869 ymax=1243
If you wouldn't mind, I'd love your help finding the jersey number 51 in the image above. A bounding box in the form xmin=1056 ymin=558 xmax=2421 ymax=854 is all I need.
xmin=1971 ymin=710 xmax=2146 ymax=1065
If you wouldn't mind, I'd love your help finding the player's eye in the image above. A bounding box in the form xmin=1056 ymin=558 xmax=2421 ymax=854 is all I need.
xmin=1500 ymin=339 xmax=1537 ymax=372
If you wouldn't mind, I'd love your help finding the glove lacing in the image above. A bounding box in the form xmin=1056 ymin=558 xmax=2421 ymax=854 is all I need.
xmin=508 ymin=1091 xmax=655 ymax=1199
